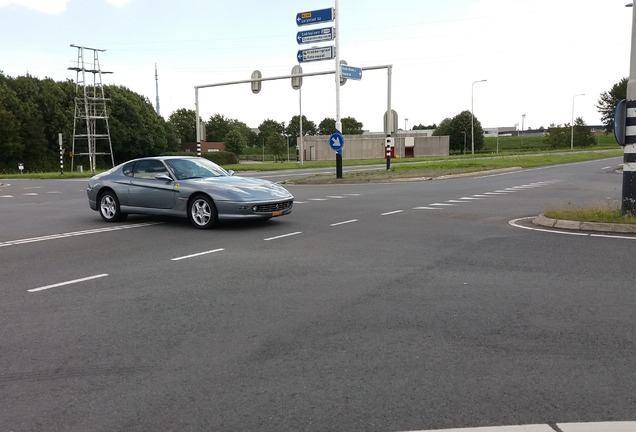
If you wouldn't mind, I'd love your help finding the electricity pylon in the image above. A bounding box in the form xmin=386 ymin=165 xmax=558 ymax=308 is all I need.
xmin=68 ymin=44 xmax=114 ymax=173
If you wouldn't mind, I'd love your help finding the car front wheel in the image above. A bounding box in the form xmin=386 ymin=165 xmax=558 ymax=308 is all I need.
xmin=98 ymin=190 xmax=126 ymax=222
xmin=188 ymin=195 xmax=218 ymax=229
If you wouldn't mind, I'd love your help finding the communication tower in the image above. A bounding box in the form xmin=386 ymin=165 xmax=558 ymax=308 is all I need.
xmin=68 ymin=44 xmax=114 ymax=173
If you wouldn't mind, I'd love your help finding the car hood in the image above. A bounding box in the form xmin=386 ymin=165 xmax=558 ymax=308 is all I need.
xmin=188 ymin=176 xmax=292 ymax=200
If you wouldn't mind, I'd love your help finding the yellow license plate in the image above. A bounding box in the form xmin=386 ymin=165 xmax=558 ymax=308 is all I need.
xmin=272 ymin=211 xmax=283 ymax=217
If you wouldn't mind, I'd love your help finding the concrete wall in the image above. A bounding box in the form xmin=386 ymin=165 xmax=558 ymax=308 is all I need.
xmin=301 ymin=133 xmax=449 ymax=161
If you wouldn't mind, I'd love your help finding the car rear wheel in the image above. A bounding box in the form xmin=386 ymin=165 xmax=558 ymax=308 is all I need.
xmin=188 ymin=195 xmax=218 ymax=229
xmin=98 ymin=190 xmax=127 ymax=222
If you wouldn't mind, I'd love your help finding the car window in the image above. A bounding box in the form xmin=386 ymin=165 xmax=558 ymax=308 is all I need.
xmin=122 ymin=161 xmax=135 ymax=177
xmin=166 ymin=160 xmax=198 ymax=180
xmin=166 ymin=158 xmax=229 ymax=179
xmin=133 ymin=160 xmax=168 ymax=179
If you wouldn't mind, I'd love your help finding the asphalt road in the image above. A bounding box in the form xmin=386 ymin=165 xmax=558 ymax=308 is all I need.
xmin=0 ymin=157 xmax=634 ymax=432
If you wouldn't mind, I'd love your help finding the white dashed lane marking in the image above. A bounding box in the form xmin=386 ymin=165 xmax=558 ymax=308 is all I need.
xmin=381 ymin=210 xmax=404 ymax=216
xmin=171 ymin=248 xmax=225 ymax=261
xmin=330 ymin=219 xmax=358 ymax=226
xmin=264 ymin=231 xmax=302 ymax=241
xmin=413 ymin=180 xmax=562 ymax=212
xmin=27 ymin=273 xmax=109 ymax=293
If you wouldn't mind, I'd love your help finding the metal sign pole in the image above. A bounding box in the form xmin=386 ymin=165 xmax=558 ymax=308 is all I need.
xmin=334 ymin=0 xmax=342 ymax=178
xmin=299 ymin=86 xmax=304 ymax=165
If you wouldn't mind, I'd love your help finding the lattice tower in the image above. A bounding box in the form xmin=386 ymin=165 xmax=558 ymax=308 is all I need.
xmin=68 ymin=44 xmax=114 ymax=173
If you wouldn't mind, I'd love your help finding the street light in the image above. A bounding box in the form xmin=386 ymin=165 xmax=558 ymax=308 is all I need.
xmin=461 ymin=131 xmax=466 ymax=154
xmin=471 ymin=79 xmax=487 ymax=155
xmin=571 ymin=93 xmax=585 ymax=150
xmin=405 ymin=118 xmax=408 ymax=131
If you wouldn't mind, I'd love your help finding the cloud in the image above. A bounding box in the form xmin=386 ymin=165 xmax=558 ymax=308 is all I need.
xmin=0 ymin=0 xmax=132 ymax=14
xmin=0 ymin=0 xmax=70 ymax=14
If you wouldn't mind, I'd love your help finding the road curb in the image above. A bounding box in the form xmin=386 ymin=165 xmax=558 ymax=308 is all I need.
xmin=533 ymin=214 xmax=636 ymax=234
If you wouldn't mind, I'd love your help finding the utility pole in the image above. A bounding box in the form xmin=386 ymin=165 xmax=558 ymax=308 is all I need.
xmin=623 ymin=3 xmax=636 ymax=214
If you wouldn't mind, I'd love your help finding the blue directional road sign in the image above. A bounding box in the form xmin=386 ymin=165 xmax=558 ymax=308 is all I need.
xmin=297 ymin=46 xmax=335 ymax=63
xmin=297 ymin=27 xmax=335 ymax=45
xmin=329 ymin=132 xmax=344 ymax=152
xmin=341 ymin=65 xmax=362 ymax=80
xmin=296 ymin=8 xmax=335 ymax=26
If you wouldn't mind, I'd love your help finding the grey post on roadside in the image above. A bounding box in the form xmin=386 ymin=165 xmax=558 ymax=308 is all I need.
xmin=624 ymin=3 xmax=636 ymax=214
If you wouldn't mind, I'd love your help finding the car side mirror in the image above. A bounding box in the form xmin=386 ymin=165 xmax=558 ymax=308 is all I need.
xmin=155 ymin=173 xmax=173 ymax=182
xmin=228 ymin=170 xmax=235 ymax=176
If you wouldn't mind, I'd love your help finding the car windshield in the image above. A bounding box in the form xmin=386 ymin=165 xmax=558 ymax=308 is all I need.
xmin=166 ymin=158 xmax=230 ymax=180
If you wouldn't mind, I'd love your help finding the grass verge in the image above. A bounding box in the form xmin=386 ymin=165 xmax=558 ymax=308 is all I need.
xmin=285 ymin=150 xmax=623 ymax=184
xmin=544 ymin=208 xmax=636 ymax=224
xmin=0 ymin=149 xmax=622 ymax=182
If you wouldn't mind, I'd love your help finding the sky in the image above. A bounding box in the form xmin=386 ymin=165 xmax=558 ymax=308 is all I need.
xmin=0 ymin=0 xmax=633 ymax=133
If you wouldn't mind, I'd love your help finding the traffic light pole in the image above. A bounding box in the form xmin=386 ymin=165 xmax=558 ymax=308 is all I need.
xmin=194 ymin=65 xmax=393 ymax=174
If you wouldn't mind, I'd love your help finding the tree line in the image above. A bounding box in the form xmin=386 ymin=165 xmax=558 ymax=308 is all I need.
xmin=0 ymin=72 xmax=178 ymax=172
xmin=168 ymin=109 xmax=365 ymax=162
xmin=0 ymin=72 xmax=625 ymax=172
xmin=0 ymin=72 xmax=366 ymax=172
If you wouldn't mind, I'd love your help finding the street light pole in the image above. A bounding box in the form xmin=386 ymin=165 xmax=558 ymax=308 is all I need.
xmin=471 ymin=79 xmax=487 ymax=155
xmin=461 ymin=131 xmax=466 ymax=154
xmin=570 ymin=93 xmax=584 ymax=150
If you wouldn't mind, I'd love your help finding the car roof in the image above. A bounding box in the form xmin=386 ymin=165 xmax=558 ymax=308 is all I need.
xmin=130 ymin=156 xmax=202 ymax=162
